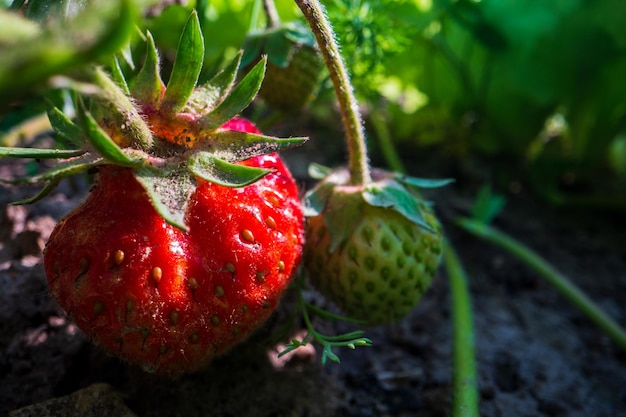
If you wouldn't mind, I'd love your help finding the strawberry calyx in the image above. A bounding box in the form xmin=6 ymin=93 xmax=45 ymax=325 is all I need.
xmin=1 ymin=10 xmax=307 ymax=231
xmin=304 ymin=164 xmax=453 ymax=252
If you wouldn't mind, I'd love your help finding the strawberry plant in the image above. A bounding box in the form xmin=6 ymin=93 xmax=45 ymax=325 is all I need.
xmin=1 ymin=9 xmax=306 ymax=376
xmin=2 ymin=1 xmax=626 ymax=416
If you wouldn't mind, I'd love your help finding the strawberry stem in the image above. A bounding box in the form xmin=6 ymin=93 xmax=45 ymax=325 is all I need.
xmin=262 ymin=0 xmax=281 ymax=28
xmin=294 ymin=0 xmax=371 ymax=186
xmin=456 ymin=217 xmax=626 ymax=354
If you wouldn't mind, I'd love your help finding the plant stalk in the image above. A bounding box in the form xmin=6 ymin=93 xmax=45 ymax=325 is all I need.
xmin=262 ymin=0 xmax=281 ymax=28
xmin=444 ymin=240 xmax=480 ymax=417
xmin=294 ymin=0 xmax=371 ymax=185
xmin=456 ymin=217 xmax=626 ymax=353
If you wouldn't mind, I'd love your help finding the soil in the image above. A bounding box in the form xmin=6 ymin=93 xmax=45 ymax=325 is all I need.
xmin=1 ymin=128 xmax=626 ymax=417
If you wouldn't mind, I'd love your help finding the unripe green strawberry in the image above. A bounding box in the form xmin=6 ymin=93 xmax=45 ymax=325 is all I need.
xmin=303 ymin=167 xmax=448 ymax=325
xmin=242 ymin=22 xmax=324 ymax=112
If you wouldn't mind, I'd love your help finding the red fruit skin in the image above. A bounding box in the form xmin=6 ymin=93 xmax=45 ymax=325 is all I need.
xmin=43 ymin=119 xmax=303 ymax=375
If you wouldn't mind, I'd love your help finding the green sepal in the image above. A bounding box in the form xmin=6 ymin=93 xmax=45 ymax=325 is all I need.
xmin=0 ymin=147 xmax=86 ymax=159
xmin=187 ymin=152 xmax=270 ymax=187
xmin=132 ymin=31 xmax=164 ymax=106
xmin=264 ymin=29 xmax=293 ymax=68
xmin=186 ymin=51 xmax=242 ymax=115
xmin=11 ymin=180 xmax=61 ymax=205
xmin=135 ymin=165 xmax=195 ymax=231
xmin=1 ymin=154 xmax=103 ymax=185
xmin=242 ymin=22 xmax=316 ymax=68
xmin=46 ymin=104 xmax=84 ymax=148
xmin=395 ymin=174 xmax=454 ymax=189
xmin=307 ymin=162 xmax=332 ymax=180
xmin=362 ymin=180 xmax=434 ymax=232
xmin=161 ymin=11 xmax=204 ymax=112
xmin=109 ymin=56 xmax=130 ymax=95
xmin=198 ymin=57 xmax=266 ymax=130
xmin=208 ymin=130 xmax=306 ymax=162
xmin=324 ymin=187 xmax=365 ymax=252
xmin=76 ymin=100 xmax=140 ymax=167
xmin=283 ymin=22 xmax=317 ymax=48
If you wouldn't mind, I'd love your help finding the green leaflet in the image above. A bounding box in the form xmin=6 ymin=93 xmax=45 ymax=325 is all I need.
xmin=161 ymin=11 xmax=204 ymax=112
xmin=198 ymin=57 xmax=266 ymax=130
xmin=187 ymin=152 xmax=270 ymax=187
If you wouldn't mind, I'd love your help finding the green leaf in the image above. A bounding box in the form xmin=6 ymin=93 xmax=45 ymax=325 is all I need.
xmin=0 ymin=9 xmax=40 ymax=44
xmin=161 ymin=11 xmax=204 ymax=112
xmin=187 ymin=51 xmax=242 ymax=114
xmin=0 ymin=147 xmax=85 ymax=159
xmin=76 ymin=101 xmax=138 ymax=167
xmin=132 ymin=31 xmax=164 ymax=106
xmin=362 ymin=180 xmax=434 ymax=232
xmin=46 ymin=104 xmax=85 ymax=147
xmin=135 ymin=166 xmax=195 ymax=231
xmin=208 ymin=130 xmax=306 ymax=162
xmin=470 ymin=184 xmax=506 ymax=225
xmin=187 ymin=152 xmax=270 ymax=187
xmin=199 ymin=57 xmax=266 ymax=130
xmin=0 ymin=0 xmax=136 ymax=105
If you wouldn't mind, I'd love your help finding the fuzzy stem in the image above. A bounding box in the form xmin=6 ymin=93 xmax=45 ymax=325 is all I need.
xmin=263 ymin=0 xmax=281 ymax=28
xmin=294 ymin=0 xmax=371 ymax=185
xmin=444 ymin=240 xmax=481 ymax=417
xmin=456 ymin=217 xmax=626 ymax=353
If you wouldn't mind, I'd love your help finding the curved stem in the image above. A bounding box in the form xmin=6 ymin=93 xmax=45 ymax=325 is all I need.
xmin=294 ymin=0 xmax=371 ymax=185
xmin=444 ymin=240 xmax=481 ymax=417
xmin=456 ymin=217 xmax=626 ymax=353
xmin=262 ymin=0 xmax=280 ymax=28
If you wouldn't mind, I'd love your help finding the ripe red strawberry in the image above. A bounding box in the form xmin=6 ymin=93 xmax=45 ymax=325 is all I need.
xmin=303 ymin=168 xmax=448 ymax=325
xmin=44 ymin=118 xmax=304 ymax=375
xmin=2 ymin=13 xmax=307 ymax=375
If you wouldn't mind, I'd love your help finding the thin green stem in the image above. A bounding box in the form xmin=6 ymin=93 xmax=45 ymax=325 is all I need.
xmin=262 ymin=0 xmax=281 ymax=28
xmin=294 ymin=0 xmax=371 ymax=185
xmin=369 ymin=111 xmax=406 ymax=174
xmin=456 ymin=217 xmax=626 ymax=353
xmin=444 ymin=240 xmax=480 ymax=417
xmin=373 ymin=107 xmax=481 ymax=416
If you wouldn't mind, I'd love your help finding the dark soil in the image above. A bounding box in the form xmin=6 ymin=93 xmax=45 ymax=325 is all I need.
xmin=2 ymin=134 xmax=626 ymax=417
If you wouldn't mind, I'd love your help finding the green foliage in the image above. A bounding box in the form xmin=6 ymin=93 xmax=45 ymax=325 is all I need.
xmin=0 ymin=0 xmax=138 ymax=108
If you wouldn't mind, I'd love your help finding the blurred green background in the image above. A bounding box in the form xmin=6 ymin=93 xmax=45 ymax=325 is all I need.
xmin=2 ymin=0 xmax=625 ymax=205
